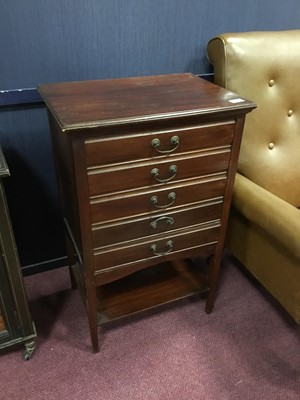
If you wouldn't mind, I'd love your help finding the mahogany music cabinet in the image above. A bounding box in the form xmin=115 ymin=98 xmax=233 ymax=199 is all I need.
xmin=38 ymin=74 xmax=255 ymax=352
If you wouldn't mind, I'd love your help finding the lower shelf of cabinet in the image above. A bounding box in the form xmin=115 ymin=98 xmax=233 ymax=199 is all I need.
xmin=92 ymin=258 xmax=208 ymax=323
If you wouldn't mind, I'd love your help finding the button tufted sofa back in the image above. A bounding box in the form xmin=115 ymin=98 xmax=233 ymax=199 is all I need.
xmin=207 ymin=30 xmax=300 ymax=207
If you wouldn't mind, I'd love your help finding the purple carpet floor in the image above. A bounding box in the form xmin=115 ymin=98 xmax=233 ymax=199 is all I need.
xmin=1 ymin=254 xmax=299 ymax=400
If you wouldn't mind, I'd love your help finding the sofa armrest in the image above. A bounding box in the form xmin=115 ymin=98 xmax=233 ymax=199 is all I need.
xmin=233 ymin=173 xmax=300 ymax=259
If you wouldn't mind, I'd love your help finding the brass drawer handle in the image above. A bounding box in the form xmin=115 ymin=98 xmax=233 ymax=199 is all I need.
xmin=150 ymin=240 xmax=173 ymax=256
xmin=151 ymin=165 xmax=177 ymax=183
xmin=150 ymin=216 xmax=174 ymax=229
xmin=151 ymin=136 xmax=179 ymax=154
xmin=150 ymin=192 xmax=176 ymax=209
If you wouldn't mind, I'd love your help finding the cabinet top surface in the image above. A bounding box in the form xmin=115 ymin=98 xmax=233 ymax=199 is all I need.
xmin=38 ymin=73 xmax=255 ymax=131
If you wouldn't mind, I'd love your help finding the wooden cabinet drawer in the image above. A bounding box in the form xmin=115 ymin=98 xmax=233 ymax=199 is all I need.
xmin=92 ymin=198 xmax=223 ymax=249
xmin=90 ymin=175 xmax=227 ymax=224
xmin=87 ymin=149 xmax=230 ymax=196
xmin=92 ymin=199 xmax=223 ymax=249
xmin=84 ymin=122 xmax=235 ymax=167
xmin=93 ymin=222 xmax=220 ymax=272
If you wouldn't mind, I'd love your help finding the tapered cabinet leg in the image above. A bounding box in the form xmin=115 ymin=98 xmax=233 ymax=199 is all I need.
xmin=64 ymin=232 xmax=78 ymax=290
xmin=69 ymin=266 xmax=77 ymax=291
xmin=87 ymin=311 xmax=99 ymax=353
xmin=205 ymin=254 xmax=221 ymax=314
xmin=90 ymin=327 xmax=99 ymax=353
xmin=86 ymin=288 xmax=100 ymax=353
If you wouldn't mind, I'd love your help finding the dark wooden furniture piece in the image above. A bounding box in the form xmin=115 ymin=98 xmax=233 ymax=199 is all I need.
xmin=39 ymin=73 xmax=255 ymax=352
xmin=0 ymin=147 xmax=36 ymax=360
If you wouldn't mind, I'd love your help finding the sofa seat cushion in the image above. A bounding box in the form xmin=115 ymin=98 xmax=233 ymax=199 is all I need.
xmin=233 ymin=173 xmax=300 ymax=260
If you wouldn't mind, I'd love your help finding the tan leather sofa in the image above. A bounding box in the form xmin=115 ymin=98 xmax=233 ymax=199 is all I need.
xmin=207 ymin=30 xmax=300 ymax=324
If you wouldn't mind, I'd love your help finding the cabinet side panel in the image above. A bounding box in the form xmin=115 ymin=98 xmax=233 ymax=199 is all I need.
xmin=48 ymin=114 xmax=82 ymax=259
